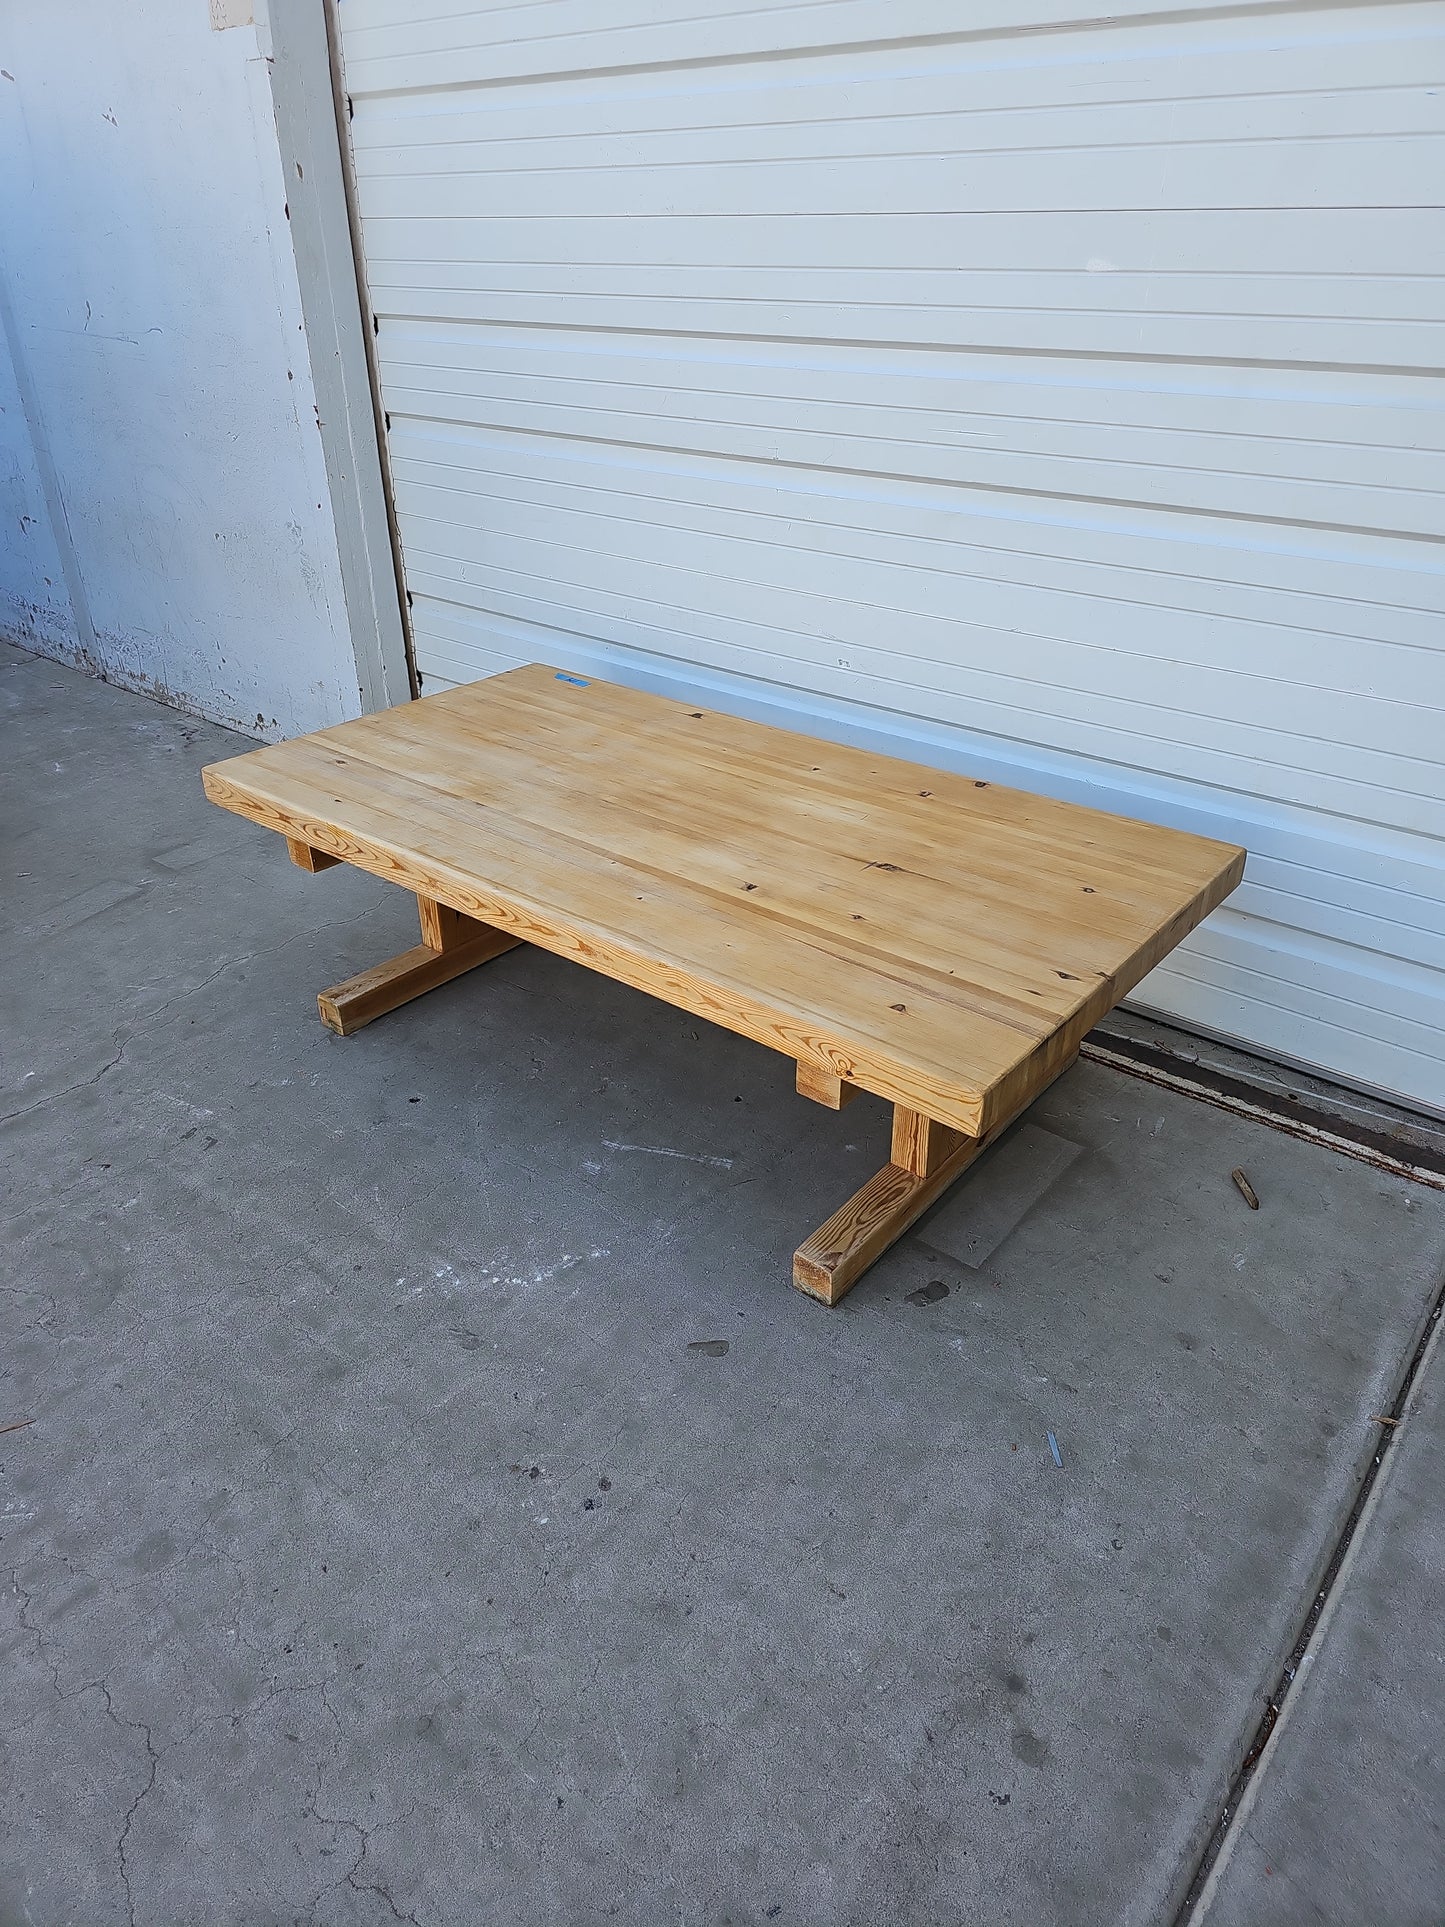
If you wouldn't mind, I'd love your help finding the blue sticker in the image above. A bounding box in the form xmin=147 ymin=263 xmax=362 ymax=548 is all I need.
xmin=555 ymin=672 xmax=590 ymax=687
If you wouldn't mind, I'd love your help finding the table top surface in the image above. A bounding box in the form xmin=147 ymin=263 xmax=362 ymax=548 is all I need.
xmin=203 ymin=664 xmax=1244 ymax=1134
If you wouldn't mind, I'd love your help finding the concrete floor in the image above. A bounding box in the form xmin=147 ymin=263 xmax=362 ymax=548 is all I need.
xmin=1195 ymin=1303 xmax=1445 ymax=1927
xmin=3 ymin=637 xmax=1443 ymax=1927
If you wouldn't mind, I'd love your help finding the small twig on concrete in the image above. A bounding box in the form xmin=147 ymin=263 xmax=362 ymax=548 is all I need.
xmin=1231 ymin=1167 xmax=1260 ymax=1209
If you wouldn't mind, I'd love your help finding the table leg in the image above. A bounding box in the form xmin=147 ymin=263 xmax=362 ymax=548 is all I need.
xmin=795 ymin=1062 xmax=861 ymax=1109
xmin=316 ymin=893 xmax=522 ymax=1036
xmin=286 ymin=838 xmax=341 ymax=873
xmin=792 ymin=1054 xmax=1077 ymax=1305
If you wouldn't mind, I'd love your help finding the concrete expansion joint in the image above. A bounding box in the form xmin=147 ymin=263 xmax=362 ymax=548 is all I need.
xmin=1179 ymin=1278 xmax=1445 ymax=1923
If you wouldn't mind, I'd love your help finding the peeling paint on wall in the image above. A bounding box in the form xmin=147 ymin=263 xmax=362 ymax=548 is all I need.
xmin=0 ymin=0 xmax=360 ymax=739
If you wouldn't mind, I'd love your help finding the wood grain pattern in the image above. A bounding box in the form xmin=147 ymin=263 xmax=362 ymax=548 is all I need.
xmin=794 ymin=1053 xmax=1078 ymax=1305
xmin=203 ymin=664 xmax=1244 ymax=1137
xmin=794 ymin=1148 xmax=986 ymax=1306
xmin=797 ymin=1063 xmax=860 ymax=1110
xmin=891 ymin=1108 xmax=966 ymax=1179
xmin=287 ymin=838 xmax=340 ymax=873
xmin=318 ymin=922 xmax=520 ymax=1036
xmin=417 ymin=894 xmax=503 ymax=954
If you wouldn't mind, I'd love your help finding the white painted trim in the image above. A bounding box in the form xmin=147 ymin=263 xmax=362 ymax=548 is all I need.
xmin=252 ymin=0 xmax=410 ymax=714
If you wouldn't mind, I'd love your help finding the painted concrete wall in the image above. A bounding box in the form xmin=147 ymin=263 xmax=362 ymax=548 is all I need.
xmin=0 ymin=0 xmax=364 ymax=739
xmin=0 ymin=292 xmax=73 ymax=653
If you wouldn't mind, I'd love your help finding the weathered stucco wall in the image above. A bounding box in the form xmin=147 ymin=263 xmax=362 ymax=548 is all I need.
xmin=0 ymin=0 xmax=364 ymax=739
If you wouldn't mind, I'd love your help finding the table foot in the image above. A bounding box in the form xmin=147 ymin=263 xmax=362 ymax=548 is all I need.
xmin=317 ymin=893 xmax=522 ymax=1036
xmin=793 ymin=1057 xmax=1077 ymax=1305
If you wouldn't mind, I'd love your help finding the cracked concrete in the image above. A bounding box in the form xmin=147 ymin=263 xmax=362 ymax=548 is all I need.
xmin=3 ymin=637 xmax=1445 ymax=1925
xmin=112 ymin=1693 xmax=158 ymax=1927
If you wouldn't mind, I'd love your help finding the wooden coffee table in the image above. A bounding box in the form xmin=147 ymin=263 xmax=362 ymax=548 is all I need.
xmin=202 ymin=665 xmax=1243 ymax=1304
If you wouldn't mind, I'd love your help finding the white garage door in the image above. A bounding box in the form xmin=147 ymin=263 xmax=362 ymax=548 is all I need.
xmin=335 ymin=0 xmax=1445 ymax=1116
